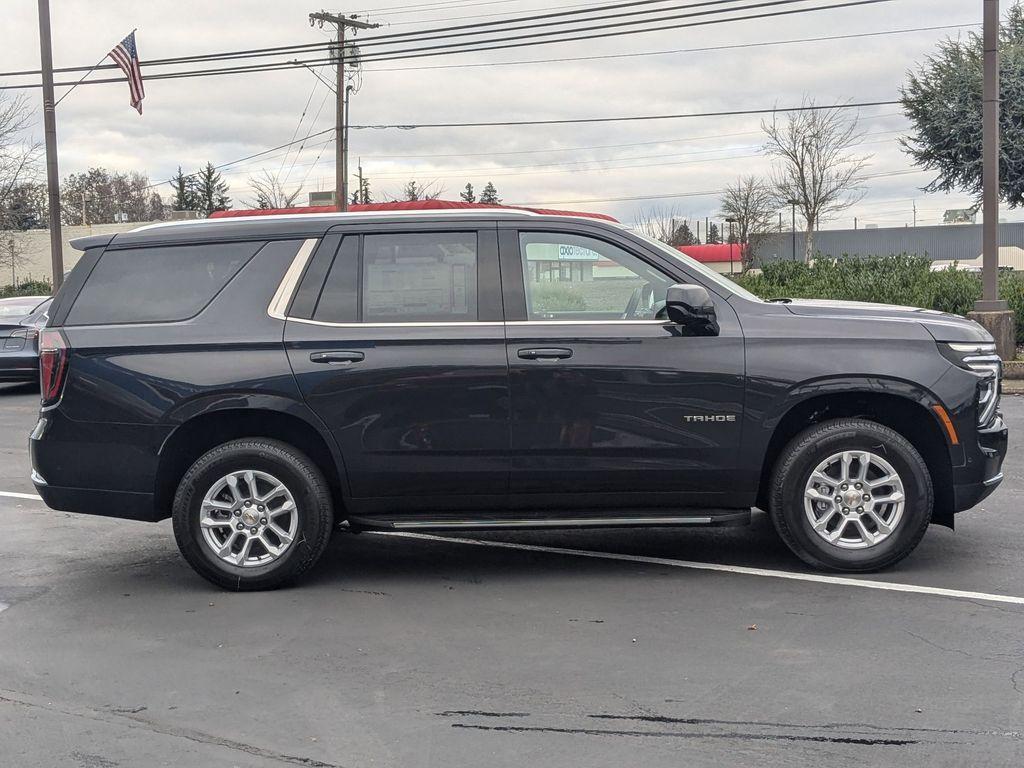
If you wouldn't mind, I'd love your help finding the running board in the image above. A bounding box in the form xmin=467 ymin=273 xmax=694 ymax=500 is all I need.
xmin=348 ymin=510 xmax=751 ymax=532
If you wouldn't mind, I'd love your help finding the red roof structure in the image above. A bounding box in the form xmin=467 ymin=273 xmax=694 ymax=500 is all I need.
xmin=208 ymin=199 xmax=618 ymax=223
xmin=677 ymin=244 xmax=743 ymax=264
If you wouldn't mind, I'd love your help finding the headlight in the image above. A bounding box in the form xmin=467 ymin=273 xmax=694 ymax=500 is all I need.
xmin=939 ymin=342 xmax=1001 ymax=428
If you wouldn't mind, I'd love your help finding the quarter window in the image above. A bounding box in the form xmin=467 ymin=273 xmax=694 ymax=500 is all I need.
xmin=313 ymin=237 xmax=359 ymax=323
xmin=519 ymin=232 xmax=675 ymax=321
xmin=362 ymin=232 xmax=478 ymax=323
xmin=66 ymin=241 xmax=261 ymax=325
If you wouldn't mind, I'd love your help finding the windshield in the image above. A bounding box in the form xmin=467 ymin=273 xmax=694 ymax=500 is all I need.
xmin=630 ymin=230 xmax=763 ymax=303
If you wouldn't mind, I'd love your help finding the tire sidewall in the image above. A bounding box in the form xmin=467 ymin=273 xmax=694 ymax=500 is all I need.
xmin=173 ymin=442 xmax=329 ymax=588
xmin=775 ymin=423 xmax=932 ymax=570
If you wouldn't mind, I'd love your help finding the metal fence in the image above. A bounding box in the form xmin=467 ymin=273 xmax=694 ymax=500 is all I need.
xmin=757 ymin=222 xmax=1024 ymax=264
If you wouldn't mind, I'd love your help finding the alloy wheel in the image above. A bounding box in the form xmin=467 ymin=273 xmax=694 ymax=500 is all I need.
xmin=803 ymin=450 xmax=906 ymax=550
xmin=198 ymin=470 xmax=299 ymax=567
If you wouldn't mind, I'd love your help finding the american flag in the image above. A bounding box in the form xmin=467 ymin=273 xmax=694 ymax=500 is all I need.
xmin=108 ymin=31 xmax=145 ymax=115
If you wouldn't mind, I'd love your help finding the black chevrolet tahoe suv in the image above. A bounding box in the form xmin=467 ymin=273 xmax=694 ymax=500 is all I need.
xmin=30 ymin=210 xmax=1008 ymax=590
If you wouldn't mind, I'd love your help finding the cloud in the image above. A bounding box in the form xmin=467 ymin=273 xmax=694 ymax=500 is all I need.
xmin=1 ymin=0 xmax=987 ymax=226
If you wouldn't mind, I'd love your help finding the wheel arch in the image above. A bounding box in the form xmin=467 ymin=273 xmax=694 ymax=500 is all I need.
xmin=755 ymin=382 xmax=956 ymax=528
xmin=154 ymin=404 xmax=347 ymax=520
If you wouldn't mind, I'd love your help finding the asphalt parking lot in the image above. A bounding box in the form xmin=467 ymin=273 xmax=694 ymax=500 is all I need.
xmin=0 ymin=382 xmax=1022 ymax=767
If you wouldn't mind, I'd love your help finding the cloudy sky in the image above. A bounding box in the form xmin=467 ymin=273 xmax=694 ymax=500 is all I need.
xmin=1 ymin=0 xmax=994 ymax=228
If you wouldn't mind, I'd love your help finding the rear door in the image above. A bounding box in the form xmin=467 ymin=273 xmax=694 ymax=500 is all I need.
xmin=499 ymin=223 xmax=745 ymax=509
xmin=284 ymin=222 xmax=509 ymax=511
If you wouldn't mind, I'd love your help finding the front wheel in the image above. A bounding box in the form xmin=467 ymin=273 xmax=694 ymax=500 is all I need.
xmin=172 ymin=438 xmax=334 ymax=590
xmin=768 ymin=419 xmax=933 ymax=572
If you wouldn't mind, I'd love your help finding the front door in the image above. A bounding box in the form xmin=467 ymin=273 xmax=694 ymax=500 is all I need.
xmin=285 ymin=225 xmax=509 ymax=510
xmin=501 ymin=225 xmax=745 ymax=509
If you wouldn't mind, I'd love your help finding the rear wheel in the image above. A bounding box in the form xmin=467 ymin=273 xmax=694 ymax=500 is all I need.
xmin=768 ymin=419 xmax=932 ymax=572
xmin=172 ymin=438 xmax=334 ymax=590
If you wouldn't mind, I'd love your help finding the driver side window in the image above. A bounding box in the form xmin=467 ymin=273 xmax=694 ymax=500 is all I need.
xmin=519 ymin=232 xmax=675 ymax=321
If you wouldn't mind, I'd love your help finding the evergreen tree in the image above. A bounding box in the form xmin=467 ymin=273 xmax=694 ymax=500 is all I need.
xmin=194 ymin=162 xmax=231 ymax=217
xmin=707 ymin=222 xmax=721 ymax=244
xmin=669 ymin=221 xmax=696 ymax=246
xmin=356 ymin=174 xmax=372 ymax=204
xmin=460 ymin=182 xmax=476 ymax=203
xmin=901 ymin=3 xmax=1024 ymax=207
xmin=170 ymin=166 xmax=197 ymax=211
xmin=478 ymin=181 xmax=501 ymax=204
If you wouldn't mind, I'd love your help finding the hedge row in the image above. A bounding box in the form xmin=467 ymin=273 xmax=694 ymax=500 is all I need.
xmin=732 ymin=255 xmax=1024 ymax=344
xmin=0 ymin=280 xmax=52 ymax=299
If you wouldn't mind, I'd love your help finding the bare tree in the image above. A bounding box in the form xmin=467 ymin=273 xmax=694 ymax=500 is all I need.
xmin=246 ymin=170 xmax=302 ymax=209
xmin=763 ymin=98 xmax=869 ymax=260
xmin=633 ymin=205 xmax=696 ymax=245
xmin=0 ymin=235 xmax=30 ymax=288
xmin=0 ymin=94 xmax=41 ymax=230
xmin=385 ymin=179 xmax=445 ymax=202
xmin=720 ymin=176 xmax=777 ymax=270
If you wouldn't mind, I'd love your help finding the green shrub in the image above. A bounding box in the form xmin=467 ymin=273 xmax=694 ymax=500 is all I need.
xmin=528 ymin=282 xmax=588 ymax=313
xmin=0 ymin=279 xmax=52 ymax=299
xmin=732 ymin=255 xmax=1024 ymax=343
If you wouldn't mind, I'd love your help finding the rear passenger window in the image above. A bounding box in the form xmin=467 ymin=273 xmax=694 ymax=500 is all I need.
xmin=362 ymin=232 xmax=477 ymax=322
xmin=66 ymin=242 xmax=262 ymax=325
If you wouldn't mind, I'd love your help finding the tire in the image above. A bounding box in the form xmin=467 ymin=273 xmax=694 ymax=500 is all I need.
xmin=768 ymin=419 xmax=933 ymax=572
xmin=172 ymin=438 xmax=334 ymax=591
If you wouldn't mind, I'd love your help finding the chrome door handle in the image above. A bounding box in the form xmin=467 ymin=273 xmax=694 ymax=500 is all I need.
xmin=310 ymin=350 xmax=365 ymax=365
xmin=517 ymin=347 xmax=573 ymax=361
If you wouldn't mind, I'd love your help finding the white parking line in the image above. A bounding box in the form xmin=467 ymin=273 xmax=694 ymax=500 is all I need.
xmin=371 ymin=531 xmax=1024 ymax=607
xmin=0 ymin=491 xmax=43 ymax=501
xmin=3 ymin=490 xmax=1023 ymax=606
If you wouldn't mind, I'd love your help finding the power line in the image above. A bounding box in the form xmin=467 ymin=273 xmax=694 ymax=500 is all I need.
xmin=0 ymin=0 xmax=867 ymax=77
xmin=361 ymin=23 xmax=978 ymax=73
xmin=347 ymin=100 xmax=900 ymax=130
xmin=0 ymin=0 xmax=908 ymax=88
xmin=355 ymin=0 xmax=809 ymax=45
xmin=509 ymin=170 xmax=927 ymax=207
xmin=361 ymin=112 xmax=904 ymax=158
xmin=349 ymin=0 xmax=905 ymax=59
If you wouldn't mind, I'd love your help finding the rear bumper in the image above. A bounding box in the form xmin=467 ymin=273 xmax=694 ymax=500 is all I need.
xmin=30 ymin=411 xmax=170 ymax=522
xmin=34 ymin=482 xmax=162 ymax=522
xmin=952 ymin=415 xmax=1008 ymax=512
xmin=0 ymin=353 xmax=38 ymax=382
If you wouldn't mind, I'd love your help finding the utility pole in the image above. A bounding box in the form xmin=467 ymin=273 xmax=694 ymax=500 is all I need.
xmin=37 ymin=0 xmax=64 ymax=291
xmin=309 ymin=11 xmax=379 ymax=213
xmin=969 ymin=0 xmax=1015 ymax=359
xmin=357 ymin=158 xmax=364 ymax=205
xmin=912 ymin=200 xmax=917 ymax=227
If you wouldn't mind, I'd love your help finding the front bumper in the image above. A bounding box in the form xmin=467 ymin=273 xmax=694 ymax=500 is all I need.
xmin=953 ymin=414 xmax=1008 ymax=512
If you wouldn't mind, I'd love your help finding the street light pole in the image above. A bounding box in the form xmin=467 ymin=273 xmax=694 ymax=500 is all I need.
xmin=726 ymin=216 xmax=738 ymax=273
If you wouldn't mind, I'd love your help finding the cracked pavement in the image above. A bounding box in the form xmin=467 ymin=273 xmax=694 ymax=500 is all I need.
xmin=0 ymin=381 xmax=1022 ymax=767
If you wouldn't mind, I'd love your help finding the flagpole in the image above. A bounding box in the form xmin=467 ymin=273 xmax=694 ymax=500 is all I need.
xmin=55 ymin=28 xmax=136 ymax=107
xmin=37 ymin=0 xmax=63 ymax=291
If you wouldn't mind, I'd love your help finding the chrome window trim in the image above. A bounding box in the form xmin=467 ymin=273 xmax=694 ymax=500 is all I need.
xmin=267 ymin=238 xmax=319 ymax=320
xmin=281 ymin=317 xmax=670 ymax=328
xmin=506 ymin=319 xmax=667 ymax=326
xmin=286 ymin=317 xmax=503 ymax=328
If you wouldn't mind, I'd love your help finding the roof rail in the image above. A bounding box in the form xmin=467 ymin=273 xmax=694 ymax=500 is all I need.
xmin=130 ymin=208 xmax=542 ymax=233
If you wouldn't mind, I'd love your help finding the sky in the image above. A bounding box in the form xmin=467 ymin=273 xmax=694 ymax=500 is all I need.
xmin=0 ymin=0 xmax=997 ymax=229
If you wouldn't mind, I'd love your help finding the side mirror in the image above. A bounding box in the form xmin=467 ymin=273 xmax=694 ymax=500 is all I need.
xmin=665 ymin=284 xmax=719 ymax=336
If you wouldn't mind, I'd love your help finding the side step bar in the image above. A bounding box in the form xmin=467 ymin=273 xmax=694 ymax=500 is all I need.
xmin=348 ymin=510 xmax=751 ymax=532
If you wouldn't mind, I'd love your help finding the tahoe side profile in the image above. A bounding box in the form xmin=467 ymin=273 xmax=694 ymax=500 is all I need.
xmin=30 ymin=210 xmax=1008 ymax=590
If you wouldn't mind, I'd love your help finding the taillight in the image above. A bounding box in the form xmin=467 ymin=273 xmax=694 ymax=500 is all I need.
xmin=39 ymin=328 xmax=69 ymax=407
